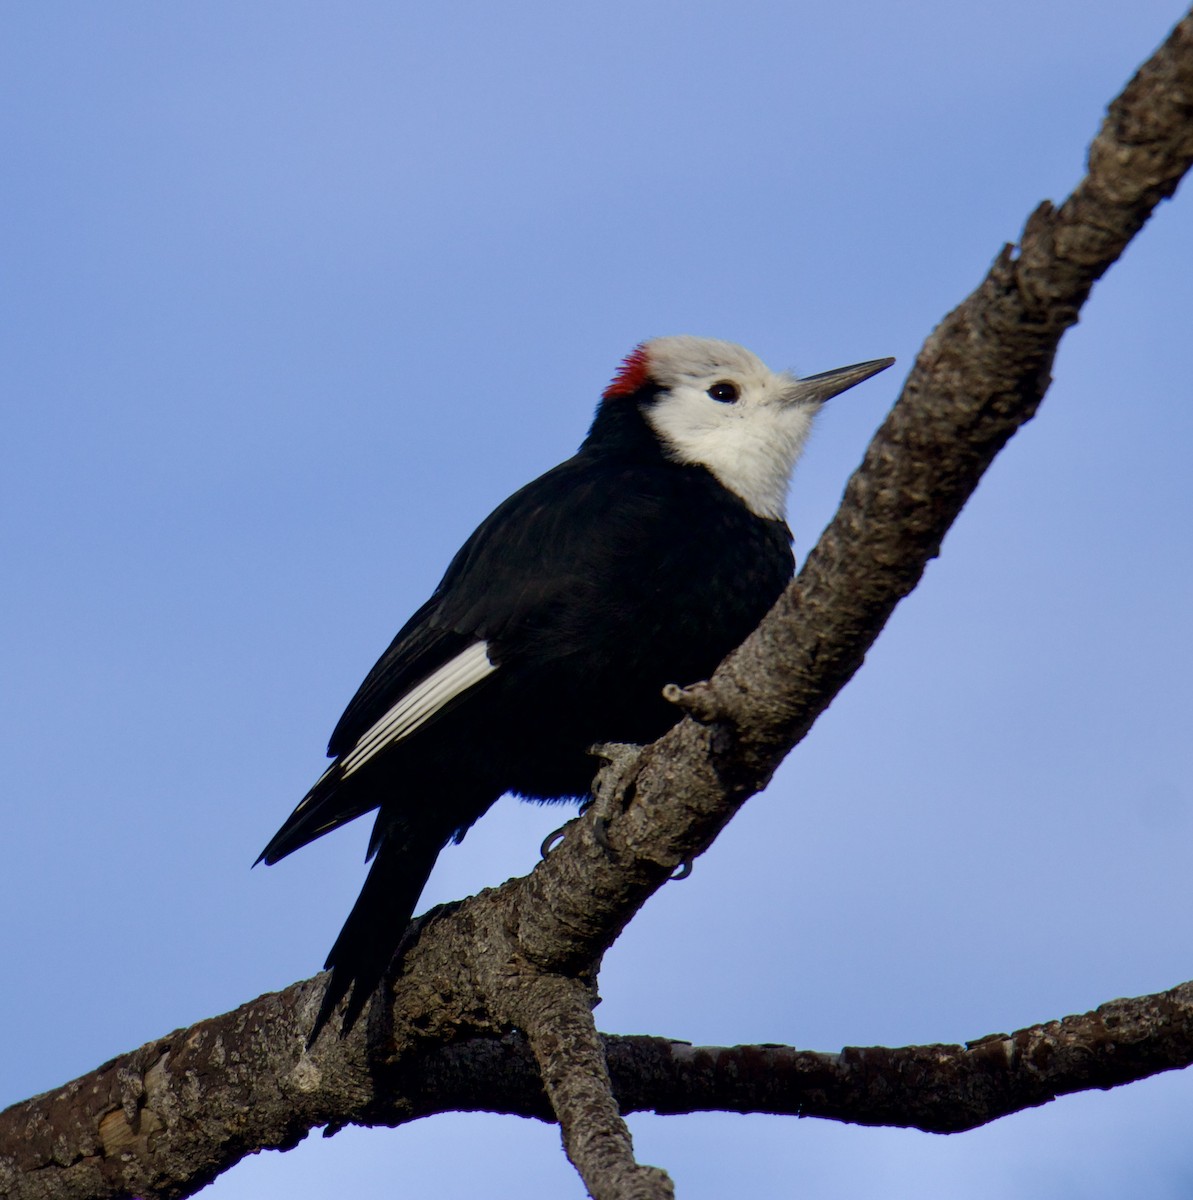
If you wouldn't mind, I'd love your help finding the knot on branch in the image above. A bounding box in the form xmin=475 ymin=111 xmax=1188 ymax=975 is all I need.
xmin=662 ymin=680 xmax=723 ymax=724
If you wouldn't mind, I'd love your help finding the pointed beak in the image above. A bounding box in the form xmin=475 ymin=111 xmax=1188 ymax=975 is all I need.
xmin=787 ymin=356 xmax=895 ymax=405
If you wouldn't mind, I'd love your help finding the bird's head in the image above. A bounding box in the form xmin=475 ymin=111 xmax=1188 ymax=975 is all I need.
xmin=599 ymin=335 xmax=893 ymax=521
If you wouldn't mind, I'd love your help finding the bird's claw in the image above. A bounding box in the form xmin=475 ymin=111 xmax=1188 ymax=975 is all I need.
xmin=540 ymin=825 xmax=569 ymax=858
xmin=542 ymin=743 xmax=642 ymax=860
xmin=540 ymin=809 xmax=614 ymax=860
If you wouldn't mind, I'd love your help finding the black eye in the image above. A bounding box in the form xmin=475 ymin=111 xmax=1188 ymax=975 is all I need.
xmin=707 ymin=381 xmax=739 ymax=403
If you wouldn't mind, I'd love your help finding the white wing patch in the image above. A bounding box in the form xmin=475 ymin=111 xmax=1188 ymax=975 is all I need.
xmin=340 ymin=641 xmax=496 ymax=778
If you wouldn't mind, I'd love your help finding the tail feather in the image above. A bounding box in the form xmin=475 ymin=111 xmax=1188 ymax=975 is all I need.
xmin=256 ymin=761 xmax=378 ymax=867
xmin=307 ymin=831 xmax=441 ymax=1044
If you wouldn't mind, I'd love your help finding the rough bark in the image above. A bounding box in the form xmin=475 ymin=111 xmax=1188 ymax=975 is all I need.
xmin=6 ymin=976 xmax=1193 ymax=1200
xmin=3 ymin=8 xmax=1192 ymax=1199
xmin=410 ymin=976 xmax=1193 ymax=1133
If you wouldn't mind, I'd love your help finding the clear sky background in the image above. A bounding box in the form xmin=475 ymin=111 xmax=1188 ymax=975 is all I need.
xmin=4 ymin=3 xmax=1193 ymax=1197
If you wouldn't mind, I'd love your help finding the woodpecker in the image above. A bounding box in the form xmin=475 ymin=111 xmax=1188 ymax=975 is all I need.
xmin=259 ymin=336 xmax=892 ymax=1039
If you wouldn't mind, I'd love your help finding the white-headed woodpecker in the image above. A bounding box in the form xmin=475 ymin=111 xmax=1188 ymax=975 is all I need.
xmin=259 ymin=336 xmax=893 ymax=1039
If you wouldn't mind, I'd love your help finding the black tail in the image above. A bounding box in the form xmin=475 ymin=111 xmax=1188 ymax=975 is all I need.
xmin=307 ymin=831 xmax=441 ymax=1044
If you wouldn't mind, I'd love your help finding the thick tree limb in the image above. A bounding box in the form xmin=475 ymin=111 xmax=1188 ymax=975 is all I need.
xmin=3 ymin=9 xmax=1192 ymax=1199
xmin=6 ymin=975 xmax=1193 ymax=1200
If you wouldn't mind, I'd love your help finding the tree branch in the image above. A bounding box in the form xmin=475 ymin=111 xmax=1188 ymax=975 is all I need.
xmin=4 ymin=9 xmax=1192 ymax=1199
xmin=393 ymin=974 xmax=1193 ymax=1132
xmin=7 ymin=974 xmax=1193 ymax=1200
xmin=611 ymin=978 xmax=1193 ymax=1133
xmin=508 ymin=975 xmax=674 ymax=1200
xmin=415 ymin=976 xmax=1193 ymax=1133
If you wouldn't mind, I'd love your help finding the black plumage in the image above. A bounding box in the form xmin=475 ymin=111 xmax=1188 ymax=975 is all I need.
xmin=259 ymin=336 xmax=891 ymax=1039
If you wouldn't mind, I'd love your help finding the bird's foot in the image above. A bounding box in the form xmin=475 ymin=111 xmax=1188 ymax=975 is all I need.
xmin=585 ymin=741 xmax=644 ymax=856
xmin=541 ymin=743 xmax=643 ymax=860
xmin=588 ymin=740 xmax=694 ymax=882
xmin=540 ymin=813 xmax=605 ymax=858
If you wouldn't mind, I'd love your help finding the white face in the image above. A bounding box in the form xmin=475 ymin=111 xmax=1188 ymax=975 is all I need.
xmin=641 ymin=336 xmax=818 ymax=522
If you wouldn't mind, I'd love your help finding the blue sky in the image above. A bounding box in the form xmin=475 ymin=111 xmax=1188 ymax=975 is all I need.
xmin=4 ymin=3 xmax=1193 ymax=1197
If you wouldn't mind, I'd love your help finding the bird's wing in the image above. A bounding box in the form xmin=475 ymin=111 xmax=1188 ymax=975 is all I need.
xmin=258 ymin=457 xmax=634 ymax=865
xmin=325 ymin=596 xmax=484 ymax=758
xmin=431 ymin=457 xmax=648 ymax=647
xmin=327 ymin=454 xmax=634 ymax=756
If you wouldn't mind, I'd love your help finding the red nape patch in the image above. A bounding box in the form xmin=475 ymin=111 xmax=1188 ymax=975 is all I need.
xmin=603 ymin=343 xmax=650 ymax=398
